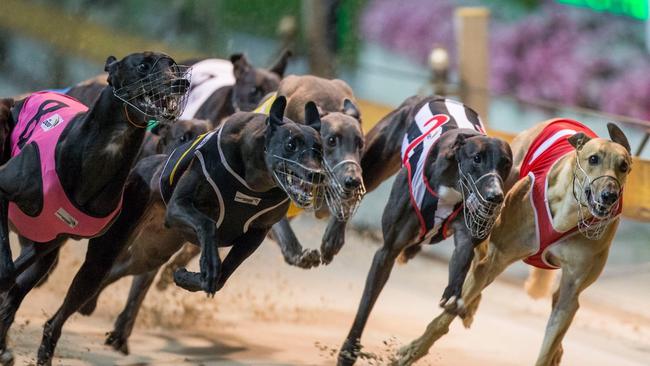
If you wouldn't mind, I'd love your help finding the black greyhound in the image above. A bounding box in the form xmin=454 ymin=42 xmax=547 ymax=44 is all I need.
xmin=67 ymin=51 xmax=291 ymax=127
xmin=337 ymin=96 xmax=513 ymax=365
xmin=161 ymin=75 xmax=365 ymax=277
xmin=65 ymin=97 xmax=324 ymax=355
xmin=0 ymin=52 xmax=190 ymax=366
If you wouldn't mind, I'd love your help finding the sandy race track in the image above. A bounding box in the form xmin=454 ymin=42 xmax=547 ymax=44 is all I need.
xmin=6 ymin=216 xmax=650 ymax=365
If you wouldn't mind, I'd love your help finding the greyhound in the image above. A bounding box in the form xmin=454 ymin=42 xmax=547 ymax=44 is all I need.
xmin=0 ymin=52 xmax=190 ymax=366
xmin=337 ymin=96 xmax=513 ymax=365
xmin=65 ymin=97 xmax=325 ymax=355
xmin=156 ymin=74 xmax=364 ymax=283
xmin=66 ymin=51 xmax=291 ymax=127
xmin=394 ymin=120 xmax=631 ymax=366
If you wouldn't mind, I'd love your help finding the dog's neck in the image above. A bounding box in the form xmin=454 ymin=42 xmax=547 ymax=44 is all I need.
xmin=57 ymin=86 xmax=146 ymax=216
xmin=545 ymin=152 xmax=584 ymax=232
xmin=222 ymin=116 xmax=277 ymax=192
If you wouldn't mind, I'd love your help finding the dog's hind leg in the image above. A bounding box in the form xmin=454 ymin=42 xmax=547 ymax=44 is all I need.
xmin=271 ymin=217 xmax=320 ymax=268
xmin=0 ymin=242 xmax=60 ymax=366
xmin=105 ymin=269 xmax=157 ymax=355
xmin=156 ymin=243 xmax=199 ymax=290
xmin=535 ymin=248 xmax=608 ymax=366
xmin=36 ymin=175 xmax=150 ymax=366
xmin=338 ymin=207 xmax=419 ymax=366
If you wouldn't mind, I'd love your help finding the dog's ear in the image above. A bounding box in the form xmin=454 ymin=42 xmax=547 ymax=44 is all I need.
xmin=445 ymin=133 xmax=466 ymax=160
xmin=607 ymin=123 xmax=631 ymax=154
xmin=268 ymin=96 xmax=287 ymax=128
xmin=342 ymin=98 xmax=361 ymax=121
xmin=230 ymin=53 xmax=251 ymax=80
xmin=568 ymin=132 xmax=591 ymax=151
xmin=304 ymin=101 xmax=321 ymax=132
xmin=104 ymin=56 xmax=118 ymax=73
xmin=268 ymin=49 xmax=292 ymax=78
xmin=104 ymin=55 xmax=119 ymax=85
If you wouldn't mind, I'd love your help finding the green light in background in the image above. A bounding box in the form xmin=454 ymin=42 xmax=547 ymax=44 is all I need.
xmin=557 ymin=0 xmax=648 ymax=20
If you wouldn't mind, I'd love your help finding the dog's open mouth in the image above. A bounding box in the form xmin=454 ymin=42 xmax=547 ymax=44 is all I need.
xmin=272 ymin=157 xmax=325 ymax=209
xmin=114 ymin=66 xmax=191 ymax=121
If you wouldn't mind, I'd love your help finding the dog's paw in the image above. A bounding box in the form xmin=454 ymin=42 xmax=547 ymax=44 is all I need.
xmin=286 ymin=249 xmax=320 ymax=269
xmin=337 ymin=339 xmax=361 ymax=366
xmin=394 ymin=338 xmax=431 ymax=366
xmin=105 ymin=331 xmax=130 ymax=355
xmin=0 ymin=348 xmax=14 ymax=366
xmin=439 ymin=295 xmax=467 ymax=318
xmin=199 ymin=248 xmax=220 ymax=296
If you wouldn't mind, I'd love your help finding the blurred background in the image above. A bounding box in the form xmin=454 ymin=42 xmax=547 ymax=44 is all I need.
xmin=1 ymin=1 xmax=649 ymax=364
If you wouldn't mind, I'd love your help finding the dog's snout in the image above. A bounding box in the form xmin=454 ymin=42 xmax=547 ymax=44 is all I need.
xmin=600 ymin=190 xmax=619 ymax=205
xmin=485 ymin=190 xmax=504 ymax=204
xmin=344 ymin=176 xmax=362 ymax=189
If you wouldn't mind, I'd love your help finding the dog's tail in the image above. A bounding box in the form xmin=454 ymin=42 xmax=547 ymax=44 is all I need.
xmin=524 ymin=267 xmax=556 ymax=299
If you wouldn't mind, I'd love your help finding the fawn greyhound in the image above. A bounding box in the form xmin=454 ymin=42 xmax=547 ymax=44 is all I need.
xmin=0 ymin=52 xmax=190 ymax=365
xmin=338 ymin=96 xmax=513 ymax=365
xmin=393 ymin=119 xmax=631 ymax=366
xmin=66 ymin=97 xmax=325 ymax=355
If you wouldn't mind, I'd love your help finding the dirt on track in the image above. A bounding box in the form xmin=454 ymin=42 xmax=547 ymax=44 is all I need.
xmin=7 ymin=216 xmax=650 ymax=365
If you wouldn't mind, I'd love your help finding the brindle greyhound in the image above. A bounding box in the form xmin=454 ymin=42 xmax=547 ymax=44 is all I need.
xmin=0 ymin=52 xmax=190 ymax=366
xmin=66 ymin=51 xmax=291 ymax=126
xmin=156 ymin=74 xmax=364 ymax=283
xmin=337 ymin=96 xmax=513 ymax=365
xmin=393 ymin=120 xmax=631 ymax=366
xmin=66 ymin=97 xmax=324 ymax=355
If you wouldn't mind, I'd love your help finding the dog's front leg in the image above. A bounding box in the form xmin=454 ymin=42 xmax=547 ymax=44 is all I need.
xmin=271 ymin=218 xmax=320 ymax=269
xmin=215 ymin=228 xmax=267 ymax=289
xmin=0 ymin=199 xmax=14 ymax=291
xmin=321 ymin=217 xmax=346 ymax=264
xmin=165 ymin=166 xmax=221 ymax=296
xmin=439 ymin=220 xmax=483 ymax=317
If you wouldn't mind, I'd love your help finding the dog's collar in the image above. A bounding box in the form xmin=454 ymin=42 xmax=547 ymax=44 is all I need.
xmin=123 ymin=104 xmax=159 ymax=129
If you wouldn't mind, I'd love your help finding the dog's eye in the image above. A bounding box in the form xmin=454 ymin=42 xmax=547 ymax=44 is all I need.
xmin=137 ymin=63 xmax=149 ymax=73
xmin=620 ymin=161 xmax=629 ymax=173
xmin=327 ymin=136 xmax=337 ymax=147
xmin=249 ymin=87 xmax=261 ymax=96
xmin=589 ymin=155 xmax=599 ymax=165
xmin=356 ymin=137 xmax=364 ymax=150
xmin=473 ymin=154 xmax=481 ymax=164
xmin=286 ymin=139 xmax=298 ymax=152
